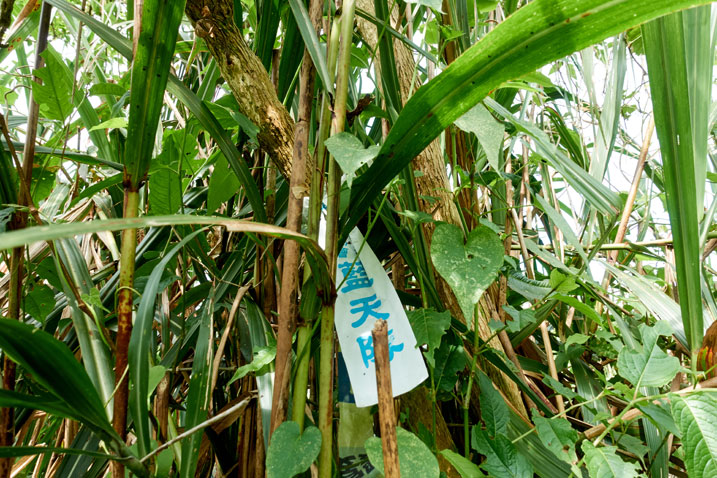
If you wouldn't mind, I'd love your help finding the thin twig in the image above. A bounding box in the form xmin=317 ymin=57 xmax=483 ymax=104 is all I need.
xmin=210 ymin=284 xmax=251 ymax=397
xmin=140 ymin=395 xmax=254 ymax=463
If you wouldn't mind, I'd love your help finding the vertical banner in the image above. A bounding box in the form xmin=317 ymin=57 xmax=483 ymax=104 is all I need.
xmin=334 ymin=228 xmax=428 ymax=407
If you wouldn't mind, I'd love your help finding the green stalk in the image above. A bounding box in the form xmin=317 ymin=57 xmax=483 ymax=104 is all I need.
xmin=291 ymin=325 xmax=313 ymax=429
xmin=307 ymin=19 xmax=342 ymax=241
xmin=112 ymin=189 xmax=139 ymax=443
xmin=317 ymin=303 xmax=337 ymax=478
xmin=463 ymin=303 xmax=480 ymax=458
xmin=318 ymin=4 xmax=356 ymax=477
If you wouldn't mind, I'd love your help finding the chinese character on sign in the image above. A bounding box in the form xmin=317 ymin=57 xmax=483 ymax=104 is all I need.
xmin=356 ymin=329 xmax=405 ymax=368
xmin=339 ymin=243 xmax=349 ymax=259
xmin=338 ymin=260 xmax=374 ymax=293
xmin=349 ymin=294 xmax=389 ymax=328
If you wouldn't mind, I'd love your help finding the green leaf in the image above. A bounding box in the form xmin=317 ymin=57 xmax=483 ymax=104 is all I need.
xmin=439 ymin=449 xmax=481 ymax=478
xmin=479 ymin=372 xmax=509 ymax=438
xmin=531 ymin=410 xmax=578 ymax=464
xmin=365 ymin=427 xmax=439 ymax=478
xmin=0 ymin=389 xmax=76 ymax=420
xmin=266 ymin=422 xmax=322 ymax=478
xmin=670 ymin=391 xmax=717 ymax=477
xmin=565 ymin=333 xmax=590 ymax=348
xmin=405 ymin=0 xmax=442 ymax=11
xmin=0 ymin=215 xmax=331 ymax=297
xmin=580 ymin=442 xmax=640 ymax=478
xmin=643 ymin=10 xmax=708 ymax=354
xmin=89 ymin=82 xmax=128 ymax=96
xmin=124 ymin=0 xmax=186 ymax=189
xmin=476 ymin=0 xmax=499 ymax=13
xmin=431 ymin=341 xmax=467 ymax=397
xmin=431 ymin=224 xmax=503 ymax=321
xmin=0 ymin=446 xmax=116 ymax=460
xmin=471 ymin=428 xmax=533 ymax=478
xmin=207 ymin=154 xmax=240 ymax=213
xmin=32 ymin=46 xmax=73 ymax=121
xmin=24 ymin=284 xmax=55 ymax=323
xmin=617 ymin=321 xmax=680 ymax=388
xmin=89 ymin=117 xmax=128 ymax=131
xmin=407 ymin=308 xmax=451 ymax=361
xmin=324 ymin=132 xmax=379 ymax=188
xmin=287 ymin=0 xmax=333 ymax=94
xmin=343 ymin=0 xmax=709 ymax=238
xmin=228 ymin=346 xmax=276 ymax=385
xmin=179 ymin=299 xmax=213 ymax=478
xmin=454 ymin=102 xmax=504 ymax=171
xmin=501 ymin=305 xmax=537 ymax=333
xmin=637 ymin=399 xmax=680 ymax=437
xmin=130 ymin=230 xmax=203 ymax=456
xmin=0 ymin=319 xmax=114 ymax=438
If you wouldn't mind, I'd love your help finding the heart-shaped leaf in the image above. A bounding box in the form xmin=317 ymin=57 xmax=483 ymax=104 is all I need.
xmin=266 ymin=422 xmax=321 ymax=478
xmin=431 ymin=224 xmax=503 ymax=321
xmin=365 ymin=427 xmax=439 ymax=478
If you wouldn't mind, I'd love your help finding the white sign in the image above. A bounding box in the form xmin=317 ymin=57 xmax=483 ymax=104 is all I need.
xmin=333 ymin=228 xmax=428 ymax=407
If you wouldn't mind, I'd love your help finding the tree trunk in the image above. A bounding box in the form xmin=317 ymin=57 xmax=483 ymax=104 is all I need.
xmin=185 ymin=0 xmax=295 ymax=180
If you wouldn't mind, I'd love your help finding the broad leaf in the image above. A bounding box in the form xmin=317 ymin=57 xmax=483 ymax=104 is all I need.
xmin=32 ymin=46 xmax=73 ymax=121
xmin=228 ymin=346 xmax=276 ymax=385
xmin=643 ymin=10 xmax=707 ymax=354
xmin=179 ymin=300 xmax=213 ymax=478
xmin=0 ymin=319 xmax=114 ymax=438
xmin=531 ymin=410 xmax=578 ymax=464
xmin=123 ymin=0 xmax=187 ymax=189
xmin=479 ymin=372 xmax=509 ymax=438
xmin=439 ymin=449 xmax=481 ymax=478
xmin=365 ymin=427 xmax=439 ymax=478
xmin=454 ymin=102 xmax=504 ymax=172
xmin=324 ymin=132 xmax=379 ymax=187
xmin=670 ymin=391 xmax=717 ymax=477
xmin=581 ymin=442 xmax=640 ymax=478
xmin=431 ymin=224 xmax=503 ymax=321
xmin=130 ymin=230 xmax=204 ymax=456
xmin=407 ymin=308 xmax=451 ymax=361
xmin=617 ymin=321 xmax=680 ymax=388
xmin=266 ymin=422 xmax=322 ymax=478
xmin=24 ymin=284 xmax=55 ymax=323
xmin=472 ymin=428 xmax=533 ymax=478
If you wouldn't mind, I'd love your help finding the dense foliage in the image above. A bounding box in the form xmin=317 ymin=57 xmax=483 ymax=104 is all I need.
xmin=0 ymin=0 xmax=715 ymax=477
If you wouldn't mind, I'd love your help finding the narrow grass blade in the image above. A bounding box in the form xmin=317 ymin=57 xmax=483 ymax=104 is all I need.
xmin=129 ymin=229 xmax=204 ymax=456
xmin=642 ymin=11 xmax=706 ymax=354
xmin=289 ymin=0 xmax=334 ymax=94
xmin=0 ymin=319 xmax=114 ymax=437
xmin=179 ymin=298 xmax=213 ymax=478
xmin=123 ymin=0 xmax=186 ymax=189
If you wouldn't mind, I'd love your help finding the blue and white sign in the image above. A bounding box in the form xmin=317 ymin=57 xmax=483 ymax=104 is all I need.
xmin=334 ymin=228 xmax=428 ymax=407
